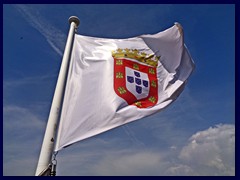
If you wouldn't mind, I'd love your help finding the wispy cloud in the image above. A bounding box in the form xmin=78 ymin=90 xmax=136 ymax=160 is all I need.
xmin=3 ymin=105 xmax=46 ymax=176
xmin=3 ymin=74 xmax=57 ymax=106
xmin=4 ymin=156 xmax=39 ymax=176
xmin=3 ymin=102 xmax=235 ymax=176
xmin=3 ymin=74 xmax=57 ymax=89
xmin=3 ymin=106 xmax=45 ymax=131
xmin=56 ymin=124 xmax=235 ymax=176
xmin=13 ymin=4 xmax=66 ymax=56
xmin=92 ymin=150 xmax=163 ymax=176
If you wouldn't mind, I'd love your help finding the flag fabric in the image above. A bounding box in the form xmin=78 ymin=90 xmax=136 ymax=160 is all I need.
xmin=54 ymin=23 xmax=195 ymax=151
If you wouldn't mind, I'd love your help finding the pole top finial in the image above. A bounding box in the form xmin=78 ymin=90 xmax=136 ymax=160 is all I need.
xmin=69 ymin=16 xmax=80 ymax=27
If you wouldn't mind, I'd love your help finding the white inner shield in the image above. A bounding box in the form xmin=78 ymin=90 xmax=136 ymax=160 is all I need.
xmin=125 ymin=67 xmax=150 ymax=100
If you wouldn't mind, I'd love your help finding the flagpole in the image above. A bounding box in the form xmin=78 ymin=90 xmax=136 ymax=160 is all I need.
xmin=35 ymin=16 xmax=80 ymax=176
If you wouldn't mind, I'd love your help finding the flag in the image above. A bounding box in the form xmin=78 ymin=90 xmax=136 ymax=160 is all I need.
xmin=54 ymin=23 xmax=195 ymax=151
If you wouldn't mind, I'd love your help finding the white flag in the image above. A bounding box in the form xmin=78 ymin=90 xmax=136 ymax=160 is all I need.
xmin=54 ymin=23 xmax=195 ymax=151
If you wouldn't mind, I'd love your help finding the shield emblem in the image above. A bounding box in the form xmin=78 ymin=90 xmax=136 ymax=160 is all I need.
xmin=112 ymin=49 xmax=159 ymax=108
xmin=125 ymin=67 xmax=149 ymax=100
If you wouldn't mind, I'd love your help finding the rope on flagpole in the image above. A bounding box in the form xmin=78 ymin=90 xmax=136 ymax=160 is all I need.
xmin=50 ymin=151 xmax=58 ymax=176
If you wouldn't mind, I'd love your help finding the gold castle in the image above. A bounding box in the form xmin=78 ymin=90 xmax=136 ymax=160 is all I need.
xmin=112 ymin=48 xmax=160 ymax=67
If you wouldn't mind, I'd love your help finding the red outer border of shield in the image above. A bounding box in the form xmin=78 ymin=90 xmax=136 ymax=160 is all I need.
xmin=113 ymin=58 xmax=158 ymax=108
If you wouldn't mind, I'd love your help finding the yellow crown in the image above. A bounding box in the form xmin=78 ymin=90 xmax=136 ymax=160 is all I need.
xmin=112 ymin=48 xmax=160 ymax=67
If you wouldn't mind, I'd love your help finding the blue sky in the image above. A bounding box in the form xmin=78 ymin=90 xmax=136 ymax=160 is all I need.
xmin=3 ymin=4 xmax=235 ymax=176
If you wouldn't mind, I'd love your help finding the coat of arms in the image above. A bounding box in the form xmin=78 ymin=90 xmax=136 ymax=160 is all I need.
xmin=112 ymin=48 xmax=159 ymax=108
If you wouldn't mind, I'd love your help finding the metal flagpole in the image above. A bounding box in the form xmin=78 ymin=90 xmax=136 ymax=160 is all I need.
xmin=35 ymin=16 xmax=80 ymax=176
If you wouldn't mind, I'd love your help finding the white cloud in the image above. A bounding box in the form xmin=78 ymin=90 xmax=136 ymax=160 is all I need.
xmin=166 ymin=164 xmax=196 ymax=176
xmin=178 ymin=124 xmax=235 ymax=176
xmin=13 ymin=4 xmax=66 ymax=56
xmin=3 ymin=103 xmax=235 ymax=176
xmin=56 ymin=124 xmax=235 ymax=176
